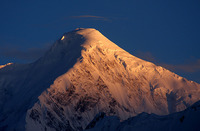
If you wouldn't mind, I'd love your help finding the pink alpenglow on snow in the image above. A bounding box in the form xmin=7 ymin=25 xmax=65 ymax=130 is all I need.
xmin=0 ymin=28 xmax=200 ymax=131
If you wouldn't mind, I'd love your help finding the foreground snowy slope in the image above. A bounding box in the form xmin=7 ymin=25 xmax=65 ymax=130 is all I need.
xmin=86 ymin=100 xmax=200 ymax=131
xmin=24 ymin=28 xmax=200 ymax=131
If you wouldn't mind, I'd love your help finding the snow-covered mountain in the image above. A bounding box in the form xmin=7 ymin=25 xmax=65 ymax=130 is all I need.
xmin=25 ymin=28 xmax=200 ymax=131
xmin=85 ymin=100 xmax=200 ymax=131
xmin=0 ymin=28 xmax=200 ymax=131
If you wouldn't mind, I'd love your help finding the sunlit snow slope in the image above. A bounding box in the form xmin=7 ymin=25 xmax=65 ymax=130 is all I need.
xmin=23 ymin=28 xmax=200 ymax=131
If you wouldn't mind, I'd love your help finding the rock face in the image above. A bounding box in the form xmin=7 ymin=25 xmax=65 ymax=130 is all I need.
xmin=23 ymin=28 xmax=200 ymax=131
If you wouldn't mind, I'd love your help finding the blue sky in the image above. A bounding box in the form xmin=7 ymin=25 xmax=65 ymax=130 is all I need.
xmin=0 ymin=0 xmax=200 ymax=83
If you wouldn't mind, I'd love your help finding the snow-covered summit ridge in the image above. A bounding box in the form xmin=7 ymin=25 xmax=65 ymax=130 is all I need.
xmin=59 ymin=28 xmax=119 ymax=48
xmin=59 ymin=28 xmax=120 ymax=49
xmin=39 ymin=28 xmax=131 ymax=67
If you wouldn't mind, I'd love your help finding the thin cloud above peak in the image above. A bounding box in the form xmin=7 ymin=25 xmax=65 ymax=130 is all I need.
xmin=71 ymin=15 xmax=111 ymax=21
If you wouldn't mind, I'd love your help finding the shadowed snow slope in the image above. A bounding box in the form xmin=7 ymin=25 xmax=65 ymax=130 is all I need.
xmin=0 ymin=28 xmax=200 ymax=131
xmin=0 ymin=28 xmax=85 ymax=131
xmin=85 ymin=100 xmax=200 ymax=131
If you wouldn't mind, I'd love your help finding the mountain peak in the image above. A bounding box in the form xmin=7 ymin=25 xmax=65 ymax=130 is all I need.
xmin=60 ymin=28 xmax=116 ymax=49
xmin=40 ymin=28 xmax=123 ymax=66
xmin=61 ymin=28 xmax=99 ymax=41
xmin=25 ymin=28 xmax=200 ymax=131
xmin=1 ymin=28 xmax=200 ymax=131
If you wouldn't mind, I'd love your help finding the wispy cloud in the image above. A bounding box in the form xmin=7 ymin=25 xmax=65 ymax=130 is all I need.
xmin=0 ymin=44 xmax=51 ymax=61
xmin=135 ymin=51 xmax=156 ymax=63
xmin=71 ymin=15 xmax=111 ymax=21
xmin=135 ymin=51 xmax=200 ymax=73
xmin=30 ymin=15 xmax=112 ymax=29
xmin=160 ymin=59 xmax=200 ymax=73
